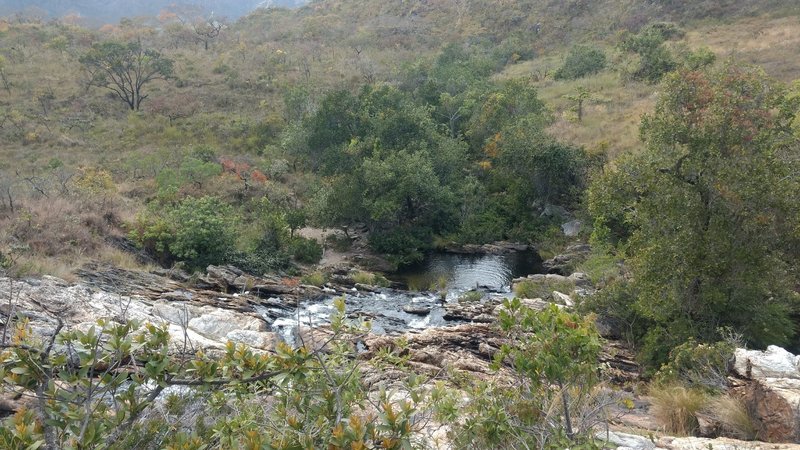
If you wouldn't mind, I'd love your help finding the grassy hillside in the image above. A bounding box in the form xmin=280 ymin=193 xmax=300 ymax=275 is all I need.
xmin=1 ymin=0 xmax=800 ymax=277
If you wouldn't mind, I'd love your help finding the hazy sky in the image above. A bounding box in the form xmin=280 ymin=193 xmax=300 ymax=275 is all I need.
xmin=0 ymin=0 xmax=306 ymax=23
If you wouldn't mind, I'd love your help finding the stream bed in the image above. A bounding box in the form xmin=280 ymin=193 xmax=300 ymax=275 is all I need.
xmin=263 ymin=251 xmax=543 ymax=343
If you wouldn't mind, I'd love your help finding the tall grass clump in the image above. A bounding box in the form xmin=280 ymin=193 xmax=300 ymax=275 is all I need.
xmin=650 ymin=384 xmax=707 ymax=436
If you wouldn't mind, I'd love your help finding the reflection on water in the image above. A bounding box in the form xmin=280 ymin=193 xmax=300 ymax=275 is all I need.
xmin=393 ymin=251 xmax=543 ymax=296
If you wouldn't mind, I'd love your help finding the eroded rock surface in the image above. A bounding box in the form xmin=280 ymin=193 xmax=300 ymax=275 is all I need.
xmin=732 ymin=346 xmax=800 ymax=442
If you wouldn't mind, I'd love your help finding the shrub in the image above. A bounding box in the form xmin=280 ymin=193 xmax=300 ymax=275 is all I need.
xmin=352 ymin=270 xmax=390 ymax=287
xmin=223 ymin=248 xmax=290 ymax=275
xmin=555 ymin=45 xmax=607 ymax=80
xmin=289 ymin=236 xmax=322 ymax=264
xmin=458 ymin=290 xmax=484 ymax=303
xmin=513 ymin=278 xmax=574 ymax=300
xmin=300 ymin=270 xmax=327 ymax=286
xmin=130 ymin=196 xmax=238 ymax=270
xmin=654 ymin=339 xmax=734 ymax=392
xmin=444 ymin=301 xmax=604 ymax=448
xmin=650 ymin=384 xmax=707 ymax=436
xmin=169 ymin=197 xmax=238 ymax=270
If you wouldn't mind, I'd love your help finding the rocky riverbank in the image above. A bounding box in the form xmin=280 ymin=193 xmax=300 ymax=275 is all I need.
xmin=3 ymin=257 xmax=800 ymax=448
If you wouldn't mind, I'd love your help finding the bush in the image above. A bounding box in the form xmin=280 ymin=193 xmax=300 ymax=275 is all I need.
xmin=444 ymin=301 xmax=604 ymax=448
xmin=352 ymin=270 xmax=390 ymax=287
xmin=368 ymin=228 xmax=428 ymax=267
xmin=513 ymin=278 xmax=574 ymax=300
xmin=300 ymin=270 xmax=328 ymax=286
xmin=458 ymin=290 xmax=484 ymax=303
xmin=223 ymin=248 xmax=290 ymax=275
xmin=653 ymin=339 xmax=735 ymax=392
xmin=555 ymin=45 xmax=607 ymax=80
xmin=169 ymin=197 xmax=237 ymax=270
xmin=130 ymin=196 xmax=238 ymax=270
xmin=650 ymin=384 xmax=707 ymax=436
xmin=289 ymin=237 xmax=322 ymax=264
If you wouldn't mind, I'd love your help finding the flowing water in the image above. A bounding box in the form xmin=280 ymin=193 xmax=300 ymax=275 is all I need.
xmin=262 ymin=251 xmax=542 ymax=344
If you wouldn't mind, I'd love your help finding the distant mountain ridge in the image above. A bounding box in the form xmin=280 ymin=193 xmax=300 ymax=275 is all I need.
xmin=0 ymin=0 xmax=308 ymax=23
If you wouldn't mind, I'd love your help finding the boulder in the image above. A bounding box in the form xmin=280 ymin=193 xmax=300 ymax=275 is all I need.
xmin=226 ymin=330 xmax=277 ymax=350
xmin=733 ymin=346 xmax=800 ymax=380
xmin=543 ymin=244 xmax=591 ymax=275
xmin=561 ymin=219 xmax=583 ymax=237
xmin=552 ymin=291 xmax=574 ymax=307
xmin=187 ymin=307 xmax=267 ymax=341
xmin=732 ymin=346 xmax=800 ymax=442
xmin=403 ymin=305 xmax=432 ymax=316
xmin=594 ymin=431 xmax=655 ymax=450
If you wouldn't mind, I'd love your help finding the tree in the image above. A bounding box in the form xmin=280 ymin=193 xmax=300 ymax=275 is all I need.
xmin=191 ymin=16 xmax=226 ymax=51
xmin=555 ymin=45 xmax=607 ymax=80
xmin=564 ymin=86 xmax=593 ymax=122
xmin=80 ymin=41 xmax=174 ymax=111
xmin=590 ymin=63 xmax=800 ymax=367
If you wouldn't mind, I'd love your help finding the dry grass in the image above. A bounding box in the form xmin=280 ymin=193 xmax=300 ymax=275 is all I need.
xmin=649 ymin=384 xmax=708 ymax=436
xmin=686 ymin=16 xmax=800 ymax=82
xmin=0 ymin=192 xmax=146 ymax=278
xmin=704 ymin=395 xmax=759 ymax=440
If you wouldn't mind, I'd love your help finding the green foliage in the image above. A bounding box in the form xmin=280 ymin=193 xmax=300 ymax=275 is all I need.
xmin=289 ymin=236 xmax=323 ymax=264
xmin=618 ymin=24 xmax=678 ymax=83
xmin=458 ymin=290 xmax=484 ymax=303
xmin=79 ymin=40 xmax=174 ymax=111
xmin=513 ymin=278 xmax=575 ymax=300
xmin=654 ymin=339 xmax=735 ymax=391
xmin=590 ymin=63 xmax=800 ymax=369
xmin=300 ymin=270 xmax=328 ymax=286
xmin=555 ymin=45 xmax=607 ymax=80
xmin=0 ymin=301 xmax=425 ymax=450
xmin=352 ymin=270 xmax=391 ymax=287
xmin=130 ymin=196 xmax=237 ymax=270
xmin=444 ymin=301 xmax=603 ymax=448
xmin=167 ymin=197 xmax=238 ymax=270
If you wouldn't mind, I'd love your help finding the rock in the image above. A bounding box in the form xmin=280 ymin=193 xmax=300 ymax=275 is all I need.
xmin=187 ymin=307 xmax=266 ymax=341
xmin=562 ymin=219 xmax=583 ymax=237
xmin=552 ymin=291 xmax=574 ymax=307
xmin=568 ymin=272 xmax=592 ymax=287
xmin=656 ymin=436 xmax=800 ymax=450
xmin=732 ymin=346 xmax=800 ymax=442
xmin=543 ymin=243 xmax=591 ymax=275
xmin=594 ymin=431 xmax=655 ymax=450
xmin=226 ymin=330 xmax=276 ymax=350
xmin=540 ymin=203 xmax=568 ymax=218
xmin=443 ymin=300 xmax=497 ymax=322
xmin=443 ymin=241 xmax=530 ymax=254
xmin=732 ymin=346 xmax=800 ymax=380
xmin=403 ymin=305 xmax=432 ymax=316
xmin=203 ymin=265 xmax=244 ymax=291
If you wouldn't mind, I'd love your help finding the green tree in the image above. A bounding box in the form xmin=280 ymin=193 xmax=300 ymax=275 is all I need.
xmin=440 ymin=302 xmax=604 ymax=449
xmin=555 ymin=45 xmax=607 ymax=80
xmin=590 ymin=63 xmax=800 ymax=367
xmin=80 ymin=41 xmax=174 ymax=111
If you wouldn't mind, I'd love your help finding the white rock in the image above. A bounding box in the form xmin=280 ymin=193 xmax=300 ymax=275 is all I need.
xmin=562 ymin=219 xmax=582 ymax=237
xmin=733 ymin=345 xmax=800 ymax=380
xmin=552 ymin=291 xmax=574 ymax=307
xmin=188 ymin=308 xmax=267 ymax=341
xmin=152 ymin=302 xmax=197 ymax=327
xmin=595 ymin=431 xmax=655 ymax=450
xmin=226 ymin=330 xmax=276 ymax=350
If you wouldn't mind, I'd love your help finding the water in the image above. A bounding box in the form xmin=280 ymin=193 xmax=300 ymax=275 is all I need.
xmin=393 ymin=251 xmax=543 ymax=298
xmin=261 ymin=251 xmax=543 ymax=344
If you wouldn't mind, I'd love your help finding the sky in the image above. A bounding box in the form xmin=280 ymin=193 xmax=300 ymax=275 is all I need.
xmin=0 ymin=0 xmax=307 ymax=23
